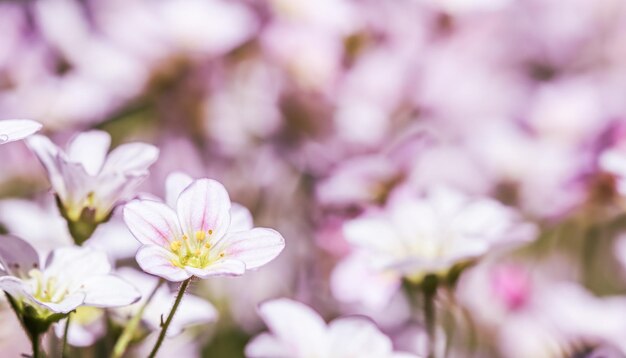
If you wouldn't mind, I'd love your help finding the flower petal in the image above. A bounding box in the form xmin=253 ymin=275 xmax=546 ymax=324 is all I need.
xmin=136 ymin=245 xmax=191 ymax=282
xmin=145 ymin=293 xmax=217 ymax=336
xmin=0 ymin=276 xmax=85 ymax=314
xmin=101 ymin=142 xmax=159 ymax=175
xmin=176 ymin=178 xmax=231 ymax=241
xmin=328 ymin=317 xmax=393 ymax=358
xmin=215 ymin=228 xmax=285 ymax=270
xmin=0 ymin=235 xmax=40 ymax=277
xmin=81 ymin=275 xmax=141 ymax=308
xmin=165 ymin=171 xmax=193 ymax=208
xmin=45 ymin=246 xmax=111 ymax=284
xmin=67 ymin=130 xmax=111 ymax=176
xmin=0 ymin=119 xmax=42 ymax=144
xmin=184 ymin=260 xmax=246 ymax=278
xmin=230 ymin=203 xmax=253 ymax=232
xmin=124 ymin=200 xmax=183 ymax=246
xmin=257 ymin=299 xmax=329 ymax=357
xmin=245 ymin=333 xmax=291 ymax=358
xmin=26 ymin=135 xmax=67 ymax=200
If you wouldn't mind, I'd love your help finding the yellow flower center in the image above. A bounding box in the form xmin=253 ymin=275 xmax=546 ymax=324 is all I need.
xmin=169 ymin=230 xmax=224 ymax=269
xmin=27 ymin=269 xmax=70 ymax=303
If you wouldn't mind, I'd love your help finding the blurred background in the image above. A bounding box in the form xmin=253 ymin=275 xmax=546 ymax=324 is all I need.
xmin=2 ymin=0 xmax=626 ymax=357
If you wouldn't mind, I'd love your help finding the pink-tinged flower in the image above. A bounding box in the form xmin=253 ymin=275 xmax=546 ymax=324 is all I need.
xmin=0 ymin=235 xmax=140 ymax=315
xmin=123 ymin=176 xmax=285 ymax=282
xmin=246 ymin=298 xmax=420 ymax=358
xmin=343 ymin=186 xmax=536 ymax=282
xmin=600 ymin=147 xmax=626 ymax=196
xmin=26 ymin=131 xmax=159 ymax=227
xmin=0 ymin=119 xmax=42 ymax=145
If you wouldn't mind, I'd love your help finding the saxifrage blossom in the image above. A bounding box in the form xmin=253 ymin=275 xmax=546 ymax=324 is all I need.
xmin=0 ymin=235 xmax=140 ymax=315
xmin=124 ymin=176 xmax=285 ymax=281
xmin=0 ymin=119 xmax=42 ymax=145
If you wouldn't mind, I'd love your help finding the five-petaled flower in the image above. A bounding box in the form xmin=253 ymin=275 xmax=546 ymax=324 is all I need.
xmin=123 ymin=176 xmax=285 ymax=281
xmin=246 ymin=298 xmax=420 ymax=358
xmin=0 ymin=119 xmax=42 ymax=145
xmin=0 ymin=235 xmax=140 ymax=316
xmin=26 ymin=130 xmax=159 ymax=243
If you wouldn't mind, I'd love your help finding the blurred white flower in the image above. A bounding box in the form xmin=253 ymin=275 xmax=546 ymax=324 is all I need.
xmin=246 ymin=298 xmax=420 ymax=358
xmin=0 ymin=119 xmax=41 ymax=145
xmin=26 ymin=130 xmax=159 ymax=226
xmin=0 ymin=235 xmax=139 ymax=314
xmin=124 ymin=176 xmax=284 ymax=281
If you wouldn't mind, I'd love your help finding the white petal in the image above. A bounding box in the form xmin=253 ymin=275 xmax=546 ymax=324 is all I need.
xmin=165 ymin=171 xmax=193 ymax=208
xmin=176 ymin=179 xmax=231 ymax=241
xmin=258 ymin=299 xmax=329 ymax=356
xmin=136 ymin=245 xmax=191 ymax=282
xmin=0 ymin=276 xmax=85 ymax=314
xmin=45 ymin=246 xmax=111 ymax=284
xmin=230 ymin=203 xmax=253 ymax=232
xmin=26 ymin=135 xmax=67 ymax=200
xmin=81 ymin=275 xmax=141 ymax=308
xmin=343 ymin=215 xmax=403 ymax=256
xmin=101 ymin=142 xmax=159 ymax=174
xmin=215 ymin=228 xmax=284 ymax=270
xmin=184 ymin=260 xmax=246 ymax=278
xmin=0 ymin=119 xmax=42 ymax=144
xmin=328 ymin=317 xmax=393 ymax=358
xmin=0 ymin=235 xmax=41 ymax=277
xmin=147 ymin=293 xmax=217 ymax=336
xmin=124 ymin=200 xmax=183 ymax=246
xmin=245 ymin=333 xmax=292 ymax=358
xmin=67 ymin=130 xmax=111 ymax=176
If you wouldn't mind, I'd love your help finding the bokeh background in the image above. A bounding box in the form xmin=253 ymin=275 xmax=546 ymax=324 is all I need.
xmin=3 ymin=0 xmax=626 ymax=357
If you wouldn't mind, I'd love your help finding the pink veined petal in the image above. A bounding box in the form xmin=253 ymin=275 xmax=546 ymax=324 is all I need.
xmin=81 ymin=275 xmax=141 ymax=308
xmin=258 ymin=299 xmax=329 ymax=356
xmin=165 ymin=171 xmax=193 ymax=208
xmin=26 ymin=135 xmax=67 ymax=200
xmin=328 ymin=317 xmax=393 ymax=358
xmin=0 ymin=119 xmax=42 ymax=144
xmin=245 ymin=333 xmax=292 ymax=358
xmin=230 ymin=203 xmax=253 ymax=232
xmin=124 ymin=200 xmax=183 ymax=246
xmin=54 ymin=154 xmax=91 ymax=211
xmin=101 ymin=142 xmax=159 ymax=175
xmin=176 ymin=178 xmax=232 ymax=241
xmin=184 ymin=260 xmax=246 ymax=278
xmin=136 ymin=245 xmax=191 ymax=282
xmin=67 ymin=130 xmax=111 ymax=176
xmin=0 ymin=235 xmax=40 ymax=278
xmin=215 ymin=228 xmax=285 ymax=270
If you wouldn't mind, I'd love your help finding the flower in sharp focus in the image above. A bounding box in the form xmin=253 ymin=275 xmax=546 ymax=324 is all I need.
xmin=0 ymin=119 xmax=42 ymax=145
xmin=343 ymin=186 xmax=536 ymax=284
xmin=26 ymin=130 xmax=159 ymax=243
xmin=0 ymin=235 xmax=140 ymax=317
xmin=245 ymin=298 xmax=420 ymax=358
xmin=123 ymin=176 xmax=285 ymax=282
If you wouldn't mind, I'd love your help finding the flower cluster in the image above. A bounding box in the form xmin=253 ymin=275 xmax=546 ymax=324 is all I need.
xmin=2 ymin=0 xmax=626 ymax=357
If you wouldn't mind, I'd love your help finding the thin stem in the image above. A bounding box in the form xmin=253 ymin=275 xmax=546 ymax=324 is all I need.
xmin=112 ymin=279 xmax=164 ymax=358
xmin=147 ymin=278 xmax=191 ymax=358
xmin=424 ymin=288 xmax=436 ymax=358
xmin=31 ymin=332 xmax=41 ymax=358
xmin=61 ymin=313 xmax=71 ymax=358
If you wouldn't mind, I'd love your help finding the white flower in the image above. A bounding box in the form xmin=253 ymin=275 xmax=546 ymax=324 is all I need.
xmin=343 ymin=186 xmax=536 ymax=280
xmin=0 ymin=119 xmax=42 ymax=145
xmin=26 ymin=130 xmax=159 ymax=224
xmin=246 ymin=298 xmax=419 ymax=358
xmin=124 ymin=175 xmax=285 ymax=282
xmin=0 ymin=235 xmax=140 ymax=314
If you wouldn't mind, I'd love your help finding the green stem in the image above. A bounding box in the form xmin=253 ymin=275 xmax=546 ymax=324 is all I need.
xmin=112 ymin=280 xmax=164 ymax=358
xmin=32 ymin=332 xmax=41 ymax=358
xmin=61 ymin=313 xmax=71 ymax=358
xmin=421 ymin=275 xmax=439 ymax=358
xmin=147 ymin=278 xmax=191 ymax=358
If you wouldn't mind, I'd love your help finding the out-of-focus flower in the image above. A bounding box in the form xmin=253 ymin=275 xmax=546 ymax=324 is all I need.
xmin=26 ymin=130 xmax=158 ymax=243
xmin=342 ymin=186 xmax=536 ymax=283
xmin=600 ymin=146 xmax=626 ymax=196
xmin=246 ymin=298 xmax=420 ymax=358
xmin=53 ymin=306 xmax=105 ymax=347
xmin=115 ymin=268 xmax=217 ymax=336
xmin=124 ymin=177 xmax=284 ymax=281
xmin=0 ymin=235 xmax=139 ymax=316
xmin=0 ymin=119 xmax=41 ymax=145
